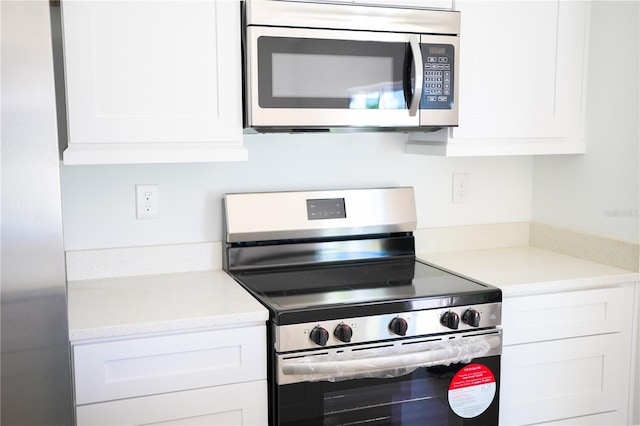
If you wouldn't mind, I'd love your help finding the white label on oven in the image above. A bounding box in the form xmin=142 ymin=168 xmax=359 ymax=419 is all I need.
xmin=447 ymin=363 xmax=496 ymax=418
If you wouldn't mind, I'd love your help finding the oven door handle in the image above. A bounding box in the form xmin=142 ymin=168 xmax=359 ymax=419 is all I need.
xmin=280 ymin=334 xmax=500 ymax=383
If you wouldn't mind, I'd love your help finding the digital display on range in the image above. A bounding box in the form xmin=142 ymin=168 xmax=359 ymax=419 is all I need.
xmin=306 ymin=198 xmax=346 ymax=220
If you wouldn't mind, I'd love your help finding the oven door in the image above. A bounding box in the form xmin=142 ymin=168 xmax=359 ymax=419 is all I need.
xmin=275 ymin=331 xmax=501 ymax=426
xmin=245 ymin=26 xmax=459 ymax=130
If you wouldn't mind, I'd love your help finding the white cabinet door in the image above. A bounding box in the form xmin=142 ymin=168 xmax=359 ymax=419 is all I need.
xmin=73 ymin=325 xmax=268 ymax=426
xmin=534 ymin=411 xmax=626 ymax=426
xmin=76 ymin=380 xmax=268 ymax=426
xmin=407 ymin=0 xmax=589 ymax=156
xmin=61 ymin=0 xmax=247 ymax=164
xmin=500 ymin=334 xmax=626 ymax=426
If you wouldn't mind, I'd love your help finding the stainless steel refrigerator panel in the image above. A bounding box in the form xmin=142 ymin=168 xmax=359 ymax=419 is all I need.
xmin=1 ymin=1 xmax=73 ymax=424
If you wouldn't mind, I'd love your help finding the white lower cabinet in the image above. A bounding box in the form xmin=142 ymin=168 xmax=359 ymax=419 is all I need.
xmin=499 ymin=284 xmax=636 ymax=426
xmin=72 ymin=324 xmax=267 ymax=426
xmin=76 ymin=381 xmax=266 ymax=426
xmin=535 ymin=411 xmax=627 ymax=426
xmin=501 ymin=334 xmax=625 ymax=425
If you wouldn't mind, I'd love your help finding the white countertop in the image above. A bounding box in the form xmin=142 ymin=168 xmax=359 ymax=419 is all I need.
xmin=68 ymin=270 xmax=268 ymax=341
xmin=68 ymin=246 xmax=638 ymax=341
xmin=419 ymin=246 xmax=638 ymax=297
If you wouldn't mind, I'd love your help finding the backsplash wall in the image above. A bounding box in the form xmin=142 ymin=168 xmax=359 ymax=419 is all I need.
xmin=60 ymin=132 xmax=534 ymax=251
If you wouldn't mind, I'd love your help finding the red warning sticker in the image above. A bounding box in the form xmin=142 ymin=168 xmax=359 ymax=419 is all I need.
xmin=448 ymin=363 xmax=496 ymax=418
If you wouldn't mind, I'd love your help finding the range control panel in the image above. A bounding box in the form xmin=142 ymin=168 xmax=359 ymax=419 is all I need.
xmin=306 ymin=198 xmax=346 ymax=220
xmin=421 ymin=44 xmax=455 ymax=110
xmin=274 ymin=302 xmax=501 ymax=353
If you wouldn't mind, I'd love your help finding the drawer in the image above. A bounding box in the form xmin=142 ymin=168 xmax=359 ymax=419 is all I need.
xmin=73 ymin=325 xmax=266 ymax=405
xmin=76 ymin=380 xmax=268 ymax=426
xmin=502 ymin=286 xmax=627 ymax=346
xmin=499 ymin=333 xmax=627 ymax=425
xmin=532 ymin=410 xmax=626 ymax=425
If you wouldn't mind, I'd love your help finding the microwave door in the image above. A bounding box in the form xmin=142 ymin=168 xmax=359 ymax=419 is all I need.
xmin=245 ymin=27 xmax=420 ymax=129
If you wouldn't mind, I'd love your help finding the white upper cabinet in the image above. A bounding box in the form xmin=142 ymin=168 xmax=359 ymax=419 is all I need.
xmin=61 ymin=0 xmax=247 ymax=165
xmin=407 ymin=0 xmax=590 ymax=156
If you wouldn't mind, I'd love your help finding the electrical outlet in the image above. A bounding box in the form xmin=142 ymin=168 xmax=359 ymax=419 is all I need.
xmin=136 ymin=184 xmax=159 ymax=219
xmin=452 ymin=173 xmax=469 ymax=203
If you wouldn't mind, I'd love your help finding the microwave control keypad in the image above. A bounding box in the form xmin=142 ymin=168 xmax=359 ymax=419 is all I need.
xmin=421 ymin=44 xmax=454 ymax=109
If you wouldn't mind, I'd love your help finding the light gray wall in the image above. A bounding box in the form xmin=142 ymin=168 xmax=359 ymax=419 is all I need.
xmin=60 ymin=133 xmax=533 ymax=250
xmin=532 ymin=1 xmax=639 ymax=244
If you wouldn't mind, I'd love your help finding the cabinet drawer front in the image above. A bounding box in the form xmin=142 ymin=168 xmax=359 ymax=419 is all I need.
xmin=499 ymin=333 xmax=626 ymax=425
xmin=534 ymin=410 xmax=626 ymax=425
xmin=76 ymin=380 xmax=268 ymax=426
xmin=73 ymin=325 xmax=266 ymax=404
xmin=502 ymin=286 xmax=626 ymax=345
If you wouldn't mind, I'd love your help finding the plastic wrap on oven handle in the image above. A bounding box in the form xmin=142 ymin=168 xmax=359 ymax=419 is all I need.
xmin=280 ymin=335 xmax=500 ymax=382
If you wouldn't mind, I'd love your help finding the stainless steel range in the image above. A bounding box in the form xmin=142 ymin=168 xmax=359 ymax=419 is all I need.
xmin=223 ymin=187 xmax=502 ymax=426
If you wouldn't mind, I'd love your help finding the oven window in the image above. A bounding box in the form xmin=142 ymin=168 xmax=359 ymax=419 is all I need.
xmin=323 ymin=372 xmax=449 ymax=425
xmin=257 ymin=37 xmax=408 ymax=110
xmin=277 ymin=356 xmax=500 ymax=426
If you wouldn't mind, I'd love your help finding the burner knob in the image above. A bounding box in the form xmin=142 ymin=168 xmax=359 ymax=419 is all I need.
xmin=334 ymin=323 xmax=353 ymax=342
xmin=389 ymin=317 xmax=408 ymax=336
xmin=441 ymin=311 xmax=460 ymax=330
xmin=462 ymin=309 xmax=481 ymax=327
xmin=309 ymin=326 xmax=329 ymax=346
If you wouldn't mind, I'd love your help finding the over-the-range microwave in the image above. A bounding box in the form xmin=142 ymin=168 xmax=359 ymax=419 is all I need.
xmin=242 ymin=0 xmax=460 ymax=133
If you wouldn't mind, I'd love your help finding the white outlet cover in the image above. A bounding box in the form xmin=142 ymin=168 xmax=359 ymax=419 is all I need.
xmin=452 ymin=173 xmax=469 ymax=204
xmin=136 ymin=184 xmax=159 ymax=219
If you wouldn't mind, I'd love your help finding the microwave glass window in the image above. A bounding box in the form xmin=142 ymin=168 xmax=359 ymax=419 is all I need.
xmin=258 ymin=37 xmax=408 ymax=109
xmin=272 ymin=53 xmax=397 ymax=108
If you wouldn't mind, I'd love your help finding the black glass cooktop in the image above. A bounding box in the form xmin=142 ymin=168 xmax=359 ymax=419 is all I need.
xmin=229 ymin=258 xmax=501 ymax=325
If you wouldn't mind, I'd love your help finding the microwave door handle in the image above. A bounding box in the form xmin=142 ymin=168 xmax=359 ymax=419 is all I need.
xmin=408 ymin=35 xmax=423 ymax=117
